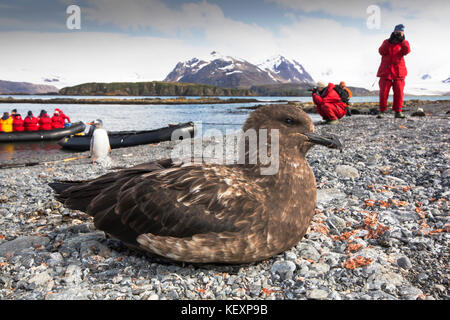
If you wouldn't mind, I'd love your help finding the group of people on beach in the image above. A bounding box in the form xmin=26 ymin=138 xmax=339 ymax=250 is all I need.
xmin=313 ymin=24 xmax=410 ymax=124
xmin=0 ymin=108 xmax=71 ymax=133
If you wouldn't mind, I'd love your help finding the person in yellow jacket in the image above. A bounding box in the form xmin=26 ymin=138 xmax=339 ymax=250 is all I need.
xmin=0 ymin=112 xmax=13 ymax=132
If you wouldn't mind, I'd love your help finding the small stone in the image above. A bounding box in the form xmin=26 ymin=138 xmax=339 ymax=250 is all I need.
xmin=298 ymin=245 xmax=320 ymax=262
xmin=270 ymin=261 xmax=296 ymax=280
xmin=28 ymin=271 xmax=53 ymax=291
xmin=0 ymin=236 xmax=50 ymax=258
xmin=416 ymin=273 xmax=428 ymax=282
xmin=316 ymin=188 xmax=346 ymax=205
xmin=64 ymin=264 xmax=83 ymax=285
xmin=307 ymin=288 xmax=329 ymax=300
xmin=326 ymin=216 xmax=346 ymax=231
xmin=284 ymin=251 xmax=297 ymax=261
xmin=148 ymin=293 xmax=160 ymax=300
xmin=433 ymin=284 xmax=445 ymax=292
xmin=310 ymin=263 xmax=330 ymax=274
xmin=336 ymin=165 xmax=360 ymax=179
xmin=397 ymin=256 xmax=412 ymax=270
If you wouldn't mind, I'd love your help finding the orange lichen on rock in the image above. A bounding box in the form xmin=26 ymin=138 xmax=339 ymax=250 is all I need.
xmin=391 ymin=199 xmax=408 ymax=206
xmin=346 ymin=242 xmax=363 ymax=254
xmin=343 ymin=256 xmax=373 ymax=269
xmin=310 ymin=223 xmax=329 ymax=235
xmin=261 ymin=288 xmax=276 ymax=296
xmin=364 ymin=199 xmax=376 ymax=207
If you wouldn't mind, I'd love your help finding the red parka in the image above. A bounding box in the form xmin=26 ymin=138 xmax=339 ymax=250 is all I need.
xmin=377 ymin=38 xmax=411 ymax=79
xmin=51 ymin=114 xmax=65 ymax=129
xmin=24 ymin=116 xmax=39 ymax=131
xmin=38 ymin=114 xmax=52 ymax=130
xmin=312 ymin=83 xmax=347 ymax=121
xmin=313 ymin=83 xmax=347 ymax=110
xmin=12 ymin=114 xmax=24 ymax=132
xmin=55 ymin=108 xmax=71 ymax=123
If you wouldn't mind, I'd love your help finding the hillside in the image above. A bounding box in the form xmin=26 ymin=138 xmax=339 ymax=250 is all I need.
xmin=0 ymin=80 xmax=59 ymax=94
xmin=59 ymin=81 xmax=254 ymax=96
xmin=250 ymin=83 xmax=313 ymax=96
xmin=60 ymin=81 xmax=377 ymax=97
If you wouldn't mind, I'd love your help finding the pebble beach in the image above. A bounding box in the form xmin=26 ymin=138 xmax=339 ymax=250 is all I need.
xmin=0 ymin=102 xmax=449 ymax=300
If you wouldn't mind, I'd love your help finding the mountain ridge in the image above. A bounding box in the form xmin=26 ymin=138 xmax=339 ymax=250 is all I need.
xmin=164 ymin=52 xmax=315 ymax=88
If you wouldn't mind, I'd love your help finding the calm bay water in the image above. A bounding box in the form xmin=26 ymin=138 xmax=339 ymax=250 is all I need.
xmin=0 ymin=95 xmax=448 ymax=162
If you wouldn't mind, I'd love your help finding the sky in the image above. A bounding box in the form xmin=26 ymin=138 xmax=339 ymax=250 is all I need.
xmin=0 ymin=0 xmax=449 ymax=93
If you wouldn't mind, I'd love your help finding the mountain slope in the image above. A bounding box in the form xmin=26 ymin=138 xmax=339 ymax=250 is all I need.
xmin=258 ymin=55 xmax=314 ymax=84
xmin=164 ymin=52 xmax=314 ymax=88
xmin=0 ymin=80 xmax=59 ymax=94
xmin=165 ymin=51 xmax=278 ymax=88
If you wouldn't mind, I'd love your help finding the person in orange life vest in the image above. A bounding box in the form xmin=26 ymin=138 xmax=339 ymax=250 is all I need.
xmin=339 ymin=81 xmax=353 ymax=117
xmin=24 ymin=111 xmax=39 ymax=131
xmin=339 ymin=81 xmax=352 ymax=98
xmin=312 ymin=81 xmax=347 ymax=124
xmin=55 ymin=108 xmax=71 ymax=124
xmin=51 ymin=110 xmax=65 ymax=129
xmin=12 ymin=112 xmax=24 ymax=132
xmin=1 ymin=112 xmax=14 ymax=132
xmin=377 ymin=24 xmax=411 ymax=119
xmin=38 ymin=110 xmax=52 ymax=130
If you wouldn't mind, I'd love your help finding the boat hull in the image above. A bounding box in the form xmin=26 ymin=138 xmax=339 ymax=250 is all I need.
xmin=0 ymin=122 xmax=86 ymax=143
xmin=59 ymin=122 xmax=196 ymax=151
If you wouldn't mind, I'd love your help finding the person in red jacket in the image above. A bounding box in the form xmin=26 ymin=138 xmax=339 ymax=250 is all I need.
xmin=312 ymin=81 xmax=347 ymax=124
xmin=12 ymin=112 xmax=24 ymax=132
xmin=38 ymin=110 xmax=52 ymax=130
xmin=51 ymin=110 xmax=65 ymax=129
xmin=24 ymin=111 xmax=39 ymax=131
xmin=55 ymin=108 xmax=71 ymax=124
xmin=377 ymin=24 xmax=411 ymax=119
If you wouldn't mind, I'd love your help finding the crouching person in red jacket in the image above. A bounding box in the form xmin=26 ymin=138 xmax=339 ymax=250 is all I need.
xmin=12 ymin=113 xmax=25 ymax=132
xmin=38 ymin=110 xmax=52 ymax=130
xmin=312 ymin=81 xmax=347 ymax=124
xmin=51 ymin=110 xmax=65 ymax=129
xmin=377 ymin=24 xmax=411 ymax=119
xmin=24 ymin=111 xmax=39 ymax=131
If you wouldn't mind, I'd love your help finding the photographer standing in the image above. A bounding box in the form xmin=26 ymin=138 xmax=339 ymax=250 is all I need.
xmin=377 ymin=24 xmax=411 ymax=119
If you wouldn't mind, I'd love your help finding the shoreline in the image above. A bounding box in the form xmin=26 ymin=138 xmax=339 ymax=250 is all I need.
xmin=0 ymin=97 xmax=286 ymax=105
xmin=0 ymin=105 xmax=448 ymax=300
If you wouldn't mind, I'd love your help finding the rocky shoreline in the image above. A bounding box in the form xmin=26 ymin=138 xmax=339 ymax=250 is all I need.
xmin=0 ymin=96 xmax=277 ymax=105
xmin=0 ymin=107 xmax=448 ymax=300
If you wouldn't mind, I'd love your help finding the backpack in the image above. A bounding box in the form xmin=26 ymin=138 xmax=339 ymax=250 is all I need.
xmin=333 ymin=85 xmax=350 ymax=105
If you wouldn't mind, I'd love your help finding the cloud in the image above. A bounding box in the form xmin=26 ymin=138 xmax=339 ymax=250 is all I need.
xmin=83 ymin=0 xmax=279 ymax=62
xmin=0 ymin=31 xmax=208 ymax=87
xmin=0 ymin=0 xmax=448 ymax=92
xmin=265 ymin=0 xmax=383 ymax=19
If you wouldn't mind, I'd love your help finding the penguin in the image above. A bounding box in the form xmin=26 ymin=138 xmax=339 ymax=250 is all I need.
xmin=88 ymin=119 xmax=111 ymax=164
xmin=411 ymin=108 xmax=426 ymax=117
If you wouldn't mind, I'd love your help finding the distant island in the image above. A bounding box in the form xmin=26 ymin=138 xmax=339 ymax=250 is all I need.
xmin=59 ymin=81 xmax=255 ymax=96
xmin=0 ymin=79 xmax=377 ymax=97
xmin=58 ymin=81 xmax=376 ymax=97
xmin=0 ymin=80 xmax=59 ymax=95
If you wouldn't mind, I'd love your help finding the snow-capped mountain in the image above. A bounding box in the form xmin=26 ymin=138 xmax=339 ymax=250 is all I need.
xmin=258 ymin=55 xmax=314 ymax=84
xmin=164 ymin=51 xmax=314 ymax=88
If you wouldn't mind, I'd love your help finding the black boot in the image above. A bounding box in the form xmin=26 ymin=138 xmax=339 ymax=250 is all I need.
xmin=395 ymin=111 xmax=406 ymax=119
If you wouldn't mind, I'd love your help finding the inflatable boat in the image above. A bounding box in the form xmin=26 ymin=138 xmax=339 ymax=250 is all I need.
xmin=0 ymin=122 xmax=86 ymax=143
xmin=59 ymin=122 xmax=196 ymax=151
